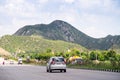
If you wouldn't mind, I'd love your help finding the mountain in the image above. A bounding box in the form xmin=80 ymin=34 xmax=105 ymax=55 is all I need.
xmin=14 ymin=20 xmax=120 ymax=50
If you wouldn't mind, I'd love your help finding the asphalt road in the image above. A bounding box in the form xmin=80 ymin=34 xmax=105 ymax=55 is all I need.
xmin=0 ymin=65 xmax=120 ymax=80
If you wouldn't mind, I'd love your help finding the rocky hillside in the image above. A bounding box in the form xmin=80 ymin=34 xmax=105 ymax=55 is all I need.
xmin=14 ymin=20 xmax=120 ymax=50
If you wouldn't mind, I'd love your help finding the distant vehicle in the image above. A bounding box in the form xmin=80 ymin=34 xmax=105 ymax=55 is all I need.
xmin=73 ymin=58 xmax=83 ymax=64
xmin=2 ymin=61 xmax=5 ymax=65
xmin=46 ymin=57 xmax=66 ymax=73
xmin=18 ymin=58 xmax=22 ymax=65
xmin=69 ymin=56 xmax=83 ymax=64
xmin=10 ymin=60 xmax=14 ymax=64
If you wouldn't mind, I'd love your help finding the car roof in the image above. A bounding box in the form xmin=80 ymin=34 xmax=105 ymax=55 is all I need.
xmin=50 ymin=57 xmax=64 ymax=59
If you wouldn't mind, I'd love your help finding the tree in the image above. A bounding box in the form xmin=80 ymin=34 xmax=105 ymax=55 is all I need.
xmin=90 ymin=51 xmax=96 ymax=60
xmin=102 ymin=51 xmax=109 ymax=60
xmin=107 ymin=50 xmax=116 ymax=58
xmin=106 ymin=50 xmax=117 ymax=67
xmin=98 ymin=53 xmax=105 ymax=61
xmin=69 ymin=48 xmax=80 ymax=57
xmin=115 ymin=54 xmax=120 ymax=66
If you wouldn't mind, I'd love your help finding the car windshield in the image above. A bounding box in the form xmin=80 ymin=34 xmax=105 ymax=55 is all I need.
xmin=52 ymin=57 xmax=64 ymax=62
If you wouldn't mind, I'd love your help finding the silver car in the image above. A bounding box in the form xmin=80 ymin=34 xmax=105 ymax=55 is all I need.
xmin=18 ymin=58 xmax=22 ymax=65
xmin=46 ymin=57 xmax=66 ymax=72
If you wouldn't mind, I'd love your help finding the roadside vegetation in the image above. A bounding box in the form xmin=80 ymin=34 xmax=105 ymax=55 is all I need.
xmin=16 ymin=48 xmax=120 ymax=70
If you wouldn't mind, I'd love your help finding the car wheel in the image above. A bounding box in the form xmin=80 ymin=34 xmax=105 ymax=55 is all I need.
xmin=47 ymin=69 xmax=49 ymax=72
xmin=60 ymin=70 xmax=62 ymax=72
xmin=50 ymin=69 xmax=52 ymax=73
xmin=64 ymin=69 xmax=66 ymax=72
xmin=46 ymin=67 xmax=49 ymax=72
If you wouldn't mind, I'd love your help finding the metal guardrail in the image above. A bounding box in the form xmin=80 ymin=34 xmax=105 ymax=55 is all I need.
xmin=79 ymin=68 xmax=120 ymax=73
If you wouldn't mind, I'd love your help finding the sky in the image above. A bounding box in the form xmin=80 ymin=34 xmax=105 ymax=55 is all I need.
xmin=0 ymin=0 xmax=120 ymax=38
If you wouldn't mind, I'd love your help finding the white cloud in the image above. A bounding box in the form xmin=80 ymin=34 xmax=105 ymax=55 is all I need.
xmin=77 ymin=0 xmax=102 ymax=9
xmin=0 ymin=25 xmax=14 ymax=36
xmin=2 ymin=0 xmax=37 ymax=18
xmin=0 ymin=0 xmax=120 ymax=38
xmin=6 ymin=0 xmax=25 ymax=4
xmin=38 ymin=0 xmax=48 ymax=4
xmin=64 ymin=0 xmax=75 ymax=3
xmin=82 ymin=26 xmax=107 ymax=38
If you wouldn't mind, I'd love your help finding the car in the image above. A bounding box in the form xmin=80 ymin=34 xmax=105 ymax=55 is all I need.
xmin=18 ymin=58 xmax=22 ymax=65
xmin=74 ymin=58 xmax=83 ymax=64
xmin=10 ymin=60 xmax=14 ymax=64
xmin=46 ymin=57 xmax=66 ymax=73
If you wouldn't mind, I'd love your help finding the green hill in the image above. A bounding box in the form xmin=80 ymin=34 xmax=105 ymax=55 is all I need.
xmin=0 ymin=35 xmax=87 ymax=54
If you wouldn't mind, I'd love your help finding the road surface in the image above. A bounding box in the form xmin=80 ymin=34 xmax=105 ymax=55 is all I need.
xmin=0 ymin=64 xmax=120 ymax=80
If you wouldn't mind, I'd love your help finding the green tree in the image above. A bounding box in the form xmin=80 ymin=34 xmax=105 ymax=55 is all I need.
xmin=107 ymin=50 xmax=116 ymax=58
xmin=98 ymin=53 xmax=105 ymax=61
xmin=102 ymin=51 xmax=109 ymax=60
xmin=90 ymin=51 xmax=98 ymax=60
xmin=106 ymin=50 xmax=117 ymax=67
xmin=115 ymin=54 xmax=120 ymax=66
xmin=69 ymin=48 xmax=81 ymax=57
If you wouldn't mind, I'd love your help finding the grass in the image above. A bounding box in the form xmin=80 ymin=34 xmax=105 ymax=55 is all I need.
xmin=67 ymin=61 xmax=120 ymax=70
